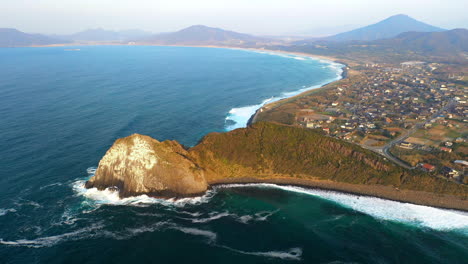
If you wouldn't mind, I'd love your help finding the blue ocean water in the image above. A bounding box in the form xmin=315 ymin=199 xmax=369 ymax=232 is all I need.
xmin=0 ymin=46 xmax=467 ymax=263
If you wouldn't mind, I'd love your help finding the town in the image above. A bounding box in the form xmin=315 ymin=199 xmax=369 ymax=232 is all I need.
xmin=259 ymin=61 xmax=468 ymax=184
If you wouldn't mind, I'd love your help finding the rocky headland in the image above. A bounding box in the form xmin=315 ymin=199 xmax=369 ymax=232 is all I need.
xmin=85 ymin=134 xmax=207 ymax=198
xmin=86 ymin=122 xmax=468 ymax=210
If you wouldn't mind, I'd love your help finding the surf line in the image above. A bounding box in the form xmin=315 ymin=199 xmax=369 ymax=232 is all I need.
xmin=223 ymin=49 xmax=346 ymax=131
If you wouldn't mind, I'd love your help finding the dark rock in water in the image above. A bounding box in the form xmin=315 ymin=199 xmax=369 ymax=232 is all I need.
xmin=85 ymin=134 xmax=207 ymax=198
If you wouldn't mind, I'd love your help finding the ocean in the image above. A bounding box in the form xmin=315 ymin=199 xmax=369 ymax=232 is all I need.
xmin=0 ymin=46 xmax=466 ymax=263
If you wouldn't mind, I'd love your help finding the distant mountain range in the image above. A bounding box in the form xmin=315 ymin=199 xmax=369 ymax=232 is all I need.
xmin=0 ymin=28 xmax=69 ymax=47
xmin=56 ymin=28 xmax=152 ymax=42
xmin=1 ymin=14 xmax=465 ymax=61
xmin=282 ymin=28 xmax=468 ymax=64
xmin=138 ymin=25 xmax=272 ymax=46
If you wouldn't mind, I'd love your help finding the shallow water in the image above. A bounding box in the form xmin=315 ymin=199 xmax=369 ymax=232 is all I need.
xmin=0 ymin=46 xmax=466 ymax=263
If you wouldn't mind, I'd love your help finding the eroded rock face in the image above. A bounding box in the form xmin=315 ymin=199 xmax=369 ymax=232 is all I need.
xmin=85 ymin=134 xmax=207 ymax=198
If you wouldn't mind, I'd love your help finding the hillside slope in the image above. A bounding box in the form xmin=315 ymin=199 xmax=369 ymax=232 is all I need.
xmin=139 ymin=25 xmax=270 ymax=46
xmin=0 ymin=28 xmax=69 ymax=47
xmin=325 ymin=14 xmax=444 ymax=42
xmin=189 ymin=123 xmax=466 ymax=199
xmin=374 ymin=28 xmax=468 ymax=54
xmin=59 ymin=28 xmax=151 ymax=42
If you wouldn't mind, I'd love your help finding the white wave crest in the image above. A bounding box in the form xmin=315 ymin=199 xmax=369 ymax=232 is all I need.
xmin=190 ymin=211 xmax=231 ymax=223
xmin=178 ymin=209 xmax=277 ymax=224
xmin=172 ymin=227 xmax=217 ymax=242
xmin=224 ymin=56 xmax=343 ymax=131
xmin=120 ymin=221 xmax=169 ymax=238
xmin=72 ymin=175 xmax=216 ymax=208
xmin=222 ymin=246 xmax=302 ymax=261
xmin=0 ymin=223 xmax=104 ymax=248
xmin=86 ymin=167 xmax=97 ymax=174
xmin=0 ymin=208 xmax=16 ymax=216
xmin=293 ymin=56 xmax=306 ymax=61
xmin=216 ymin=183 xmax=468 ymax=232
xmin=39 ymin=182 xmax=63 ymax=190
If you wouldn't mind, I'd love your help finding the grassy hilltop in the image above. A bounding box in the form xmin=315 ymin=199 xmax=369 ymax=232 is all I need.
xmin=190 ymin=122 xmax=467 ymax=199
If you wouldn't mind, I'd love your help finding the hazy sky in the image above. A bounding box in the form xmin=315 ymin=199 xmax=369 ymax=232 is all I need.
xmin=2 ymin=0 xmax=467 ymax=35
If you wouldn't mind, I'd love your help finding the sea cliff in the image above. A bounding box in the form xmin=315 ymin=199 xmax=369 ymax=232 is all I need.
xmin=85 ymin=134 xmax=207 ymax=198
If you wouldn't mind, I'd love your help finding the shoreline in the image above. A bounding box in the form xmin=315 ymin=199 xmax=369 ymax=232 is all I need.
xmin=246 ymin=53 xmax=347 ymax=126
xmin=221 ymin=47 xmax=348 ymax=127
xmin=209 ymin=177 xmax=468 ymax=212
xmin=22 ymin=43 xmax=467 ymax=211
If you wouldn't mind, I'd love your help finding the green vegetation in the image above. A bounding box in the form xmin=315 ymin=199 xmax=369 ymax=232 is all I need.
xmin=191 ymin=122 xmax=467 ymax=198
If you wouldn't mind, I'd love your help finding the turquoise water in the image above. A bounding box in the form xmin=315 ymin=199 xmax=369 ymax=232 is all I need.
xmin=0 ymin=46 xmax=467 ymax=263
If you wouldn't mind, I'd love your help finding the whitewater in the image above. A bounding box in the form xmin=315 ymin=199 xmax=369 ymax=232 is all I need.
xmin=225 ymin=51 xmax=344 ymax=130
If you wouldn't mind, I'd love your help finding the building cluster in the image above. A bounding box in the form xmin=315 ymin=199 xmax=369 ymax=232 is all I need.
xmin=299 ymin=62 xmax=466 ymax=139
xmin=296 ymin=61 xmax=467 ymax=182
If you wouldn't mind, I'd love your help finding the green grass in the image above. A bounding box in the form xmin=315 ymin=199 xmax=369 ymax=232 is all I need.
xmin=191 ymin=122 xmax=467 ymax=198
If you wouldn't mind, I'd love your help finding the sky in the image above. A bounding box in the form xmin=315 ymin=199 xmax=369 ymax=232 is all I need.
xmin=1 ymin=0 xmax=467 ymax=36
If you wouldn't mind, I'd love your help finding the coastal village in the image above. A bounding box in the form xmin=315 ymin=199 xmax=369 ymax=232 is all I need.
xmin=258 ymin=61 xmax=468 ymax=184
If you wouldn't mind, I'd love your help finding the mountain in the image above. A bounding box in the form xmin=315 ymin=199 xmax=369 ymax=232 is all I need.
xmin=0 ymin=28 xmax=69 ymax=47
xmin=284 ymin=28 xmax=468 ymax=64
xmin=374 ymin=28 xmax=468 ymax=54
xmin=139 ymin=25 xmax=271 ymax=46
xmin=324 ymin=14 xmax=444 ymax=42
xmin=60 ymin=28 xmax=152 ymax=42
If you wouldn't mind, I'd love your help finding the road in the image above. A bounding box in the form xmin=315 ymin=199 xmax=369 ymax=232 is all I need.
xmin=362 ymin=99 xmax=457 ymax=169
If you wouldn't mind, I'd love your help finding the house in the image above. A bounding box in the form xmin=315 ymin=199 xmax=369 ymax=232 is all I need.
xmin=421 ymin=163 xmax=436 ymax=172
xmin=399 ymin=142 xmax=414 ymax=149
xmin=440 ymin=147 xmax=452 ymax=153
xmin=441 ymin=167 xmax=459 ymax=178
xmin=454 ymin=160 xmax=468 ymax=166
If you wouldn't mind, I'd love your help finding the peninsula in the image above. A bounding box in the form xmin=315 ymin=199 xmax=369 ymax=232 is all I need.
xmin=86 ymin=122 xmax=468 ymax=211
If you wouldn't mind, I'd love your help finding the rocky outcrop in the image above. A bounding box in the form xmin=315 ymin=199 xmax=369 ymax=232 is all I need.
xmin=85 ymin=134 xmax=207 ymax=198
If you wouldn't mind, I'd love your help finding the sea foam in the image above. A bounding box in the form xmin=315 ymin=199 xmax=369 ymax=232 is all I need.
xmin=0 ymin=223 xmax=105 ymax=248
xmin=221 ymin=246 xmax=302 ymax=261
xmin=224 ymin=52 xmax=343 ymax=131
xmin=0 ymin=208 xmax=16 ymax=216
xmin=218 ymin=184 xmax=468 ymax=232
xmin=72 ymin=168 xmax=216 ymax=208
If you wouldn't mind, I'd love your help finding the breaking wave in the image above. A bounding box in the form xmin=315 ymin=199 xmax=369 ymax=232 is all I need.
xmin=71 ymin=167 xmax=216 ymax=208
xmin=217 ymin=184 xmax=468 ymax=233
xmin=221 ymin=246 xmax=302 ymax=261
xmin=224 ymin=52 xmax=343 ymax=131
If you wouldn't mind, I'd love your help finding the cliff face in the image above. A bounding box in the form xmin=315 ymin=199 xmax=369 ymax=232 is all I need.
xmin=85 ymin=134 xmax=207 ymax=198
xmin=86 ymin=123 xmax=467 ymax=201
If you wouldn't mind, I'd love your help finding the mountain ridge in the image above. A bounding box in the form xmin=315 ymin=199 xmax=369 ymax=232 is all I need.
xmin=138 ymin=25 xmax=272 ymax=46
xmin=0 ymin=28 xmax=70 ymax=47
xmin=56 ymin=28 xmax=152 ymax=42
xmin=326 ymin=14 xmax=444 ymax=42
